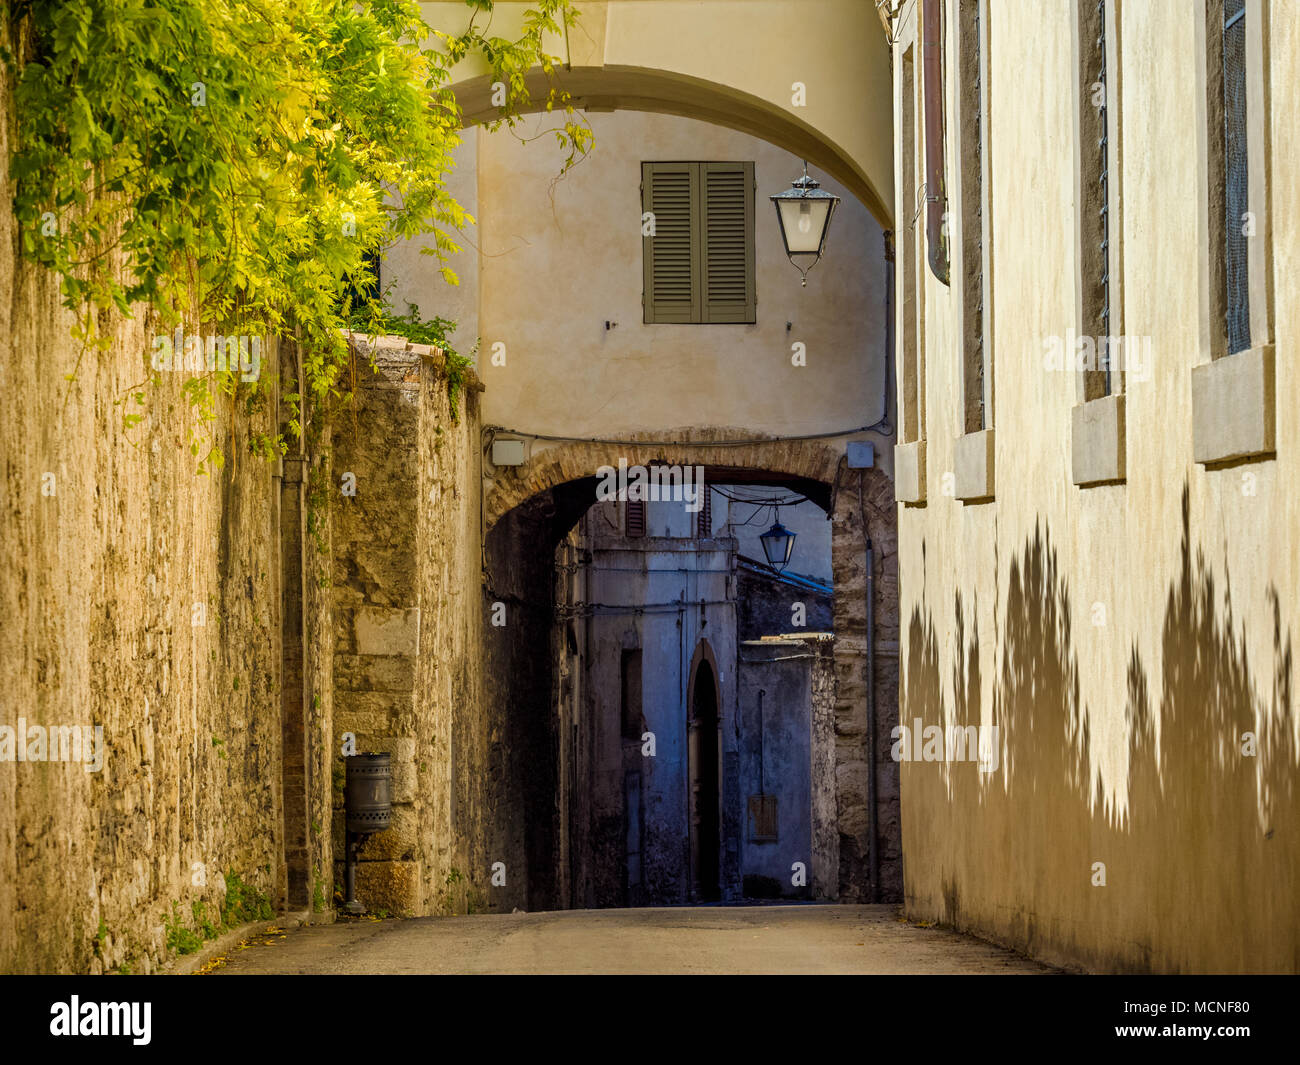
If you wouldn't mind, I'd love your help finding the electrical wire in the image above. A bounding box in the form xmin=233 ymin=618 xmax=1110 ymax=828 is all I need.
xmin=710 ymin=486 xmax=808 ymax=507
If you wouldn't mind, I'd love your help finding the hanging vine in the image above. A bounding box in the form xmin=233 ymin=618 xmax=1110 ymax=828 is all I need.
xmin=4 ymin=0 xmax=590 ymax=457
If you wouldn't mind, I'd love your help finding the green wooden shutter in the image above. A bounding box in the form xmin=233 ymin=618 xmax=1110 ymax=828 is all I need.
xmin=642 ymin=162 xmax=701 ymax=323
xmin=701 ymin=161 xmax=755 ymax=324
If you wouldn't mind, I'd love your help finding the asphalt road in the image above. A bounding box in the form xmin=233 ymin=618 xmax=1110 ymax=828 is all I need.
xmin=209 ymin=904 xmax=1054 ymax=975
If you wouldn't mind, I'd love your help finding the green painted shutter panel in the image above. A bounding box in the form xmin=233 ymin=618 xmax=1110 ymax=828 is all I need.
xmin=642 ymin=162 xmax=701 ymax=323
xmin=701 ymin=161 xmax=755 ymax=324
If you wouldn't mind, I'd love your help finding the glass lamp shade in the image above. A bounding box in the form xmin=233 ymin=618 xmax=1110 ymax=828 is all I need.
xmin=775 ymin=196 xmax=835 ymax=255
xmin=770 ymin=165 xmax=840 ymax=276
xmin=760 ymin=521 xmax=796 ymax=571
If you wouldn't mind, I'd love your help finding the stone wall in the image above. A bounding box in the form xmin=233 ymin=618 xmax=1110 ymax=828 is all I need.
xmin=831 ymin=462 xmax=902 ymax=903
xmin=736 ymin=564 xmax=833 ymax=641
xmin=0 ymin=70 xmax=302 ymax=972
xmin=329 ymin=338 xmax=485 ymax=916
xmin=0 ymin=289 xmax=484 ymax=972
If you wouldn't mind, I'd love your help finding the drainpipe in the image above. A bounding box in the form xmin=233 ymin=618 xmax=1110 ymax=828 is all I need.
xmin=879 ymin=231 xmax=894 ymax=435
xmin=858 ymin=474 xmax=879 ymax=904
xmin=278 ymin=332 xmax=310 ymax=910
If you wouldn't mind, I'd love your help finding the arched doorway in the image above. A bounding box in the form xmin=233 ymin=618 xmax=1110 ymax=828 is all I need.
xmin=688 ymin=653 xmax=722 ymax=902
xmin=476 ymin=450 xmax=899 ymax=909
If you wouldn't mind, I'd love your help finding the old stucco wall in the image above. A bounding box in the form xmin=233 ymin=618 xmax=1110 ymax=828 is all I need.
xmin=423 ymin=0 xmax=894 ymax=222
xmin=893 ymin=0 xmax=1299 ymax=972
xmin=386 ymin=109 xmax=892 ymax=469
xmin=473 ymin=110 xmax=888 ymax=448
xmin=737 ymin=636 xmax=838 ymax=899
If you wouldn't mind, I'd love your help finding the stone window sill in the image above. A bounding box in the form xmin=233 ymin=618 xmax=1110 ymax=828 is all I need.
xmin=1072 ymin=393 xmax=1126 ymax=487
xmin=954 ymin=428 xmax=995 ymax=502
xmin=894 ymin=440 xmax=926 ymax=503
xmin=1191 ymin=344 xmax=1276 ymax=465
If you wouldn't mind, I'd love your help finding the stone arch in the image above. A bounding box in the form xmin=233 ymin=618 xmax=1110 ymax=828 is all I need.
xmin=483 ymin=429 xmax=854 ymax=529
xmin=481 ymin=427 xmax=901 ymax=903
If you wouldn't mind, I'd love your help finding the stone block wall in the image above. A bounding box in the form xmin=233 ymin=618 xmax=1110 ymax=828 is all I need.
xmin=831 ymin=464 xmax=901 ymax=903
xmin=330 ymin=338 xmax=485 ymax=915
xmin=0 ymin=123 xmax=294 ymax=972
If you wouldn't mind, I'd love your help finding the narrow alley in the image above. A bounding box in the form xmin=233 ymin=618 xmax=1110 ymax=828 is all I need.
xmin=209 ymin=906 xmax=1054 ymax=976
xmin=3 ymin=0 xmax=1297 ymax=1022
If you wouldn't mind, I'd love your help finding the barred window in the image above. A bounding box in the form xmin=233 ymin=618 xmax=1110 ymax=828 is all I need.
xmin=625 ymin=499 xmax=645 ymax=538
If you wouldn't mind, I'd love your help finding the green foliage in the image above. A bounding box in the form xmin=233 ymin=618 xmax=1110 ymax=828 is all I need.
xmin=220 ymin=870 xmax=274 ymax=927
xmin=438 ymin=866 xmax=483 ymax=915
xmin=160 ymin=871 xmax=272 ymax=959
xmin=444 ymin=0 xmax=594 ymax=174
xmin=8 ymin=0 xmax=587 ymax=444
xmin=346 ymin=297 xmax=477 ymax=420
xmin=164 ymin=902 xmax=204 ymax=955
xmin=192 ymin=900 xmax=219 ymax=940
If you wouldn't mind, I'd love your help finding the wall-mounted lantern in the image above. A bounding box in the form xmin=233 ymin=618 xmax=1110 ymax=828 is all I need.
xmin=343 ymin=751 xmax=391 ymax=915
xmin=770 ymin=161 xmax=840 ymax=286
xmin=760 ymin=518 xmax=796 ymax=572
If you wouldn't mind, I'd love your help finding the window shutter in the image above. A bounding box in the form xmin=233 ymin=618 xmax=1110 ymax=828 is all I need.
xmin=625 ymin=499 xmax=646 ymax=538
xmin=642 ymin=162 xmax=701 ymax=324
xmin=701 ymin=162 xmax=756 ymax=323
xmin=696 ymin=476 xmax=711 ymax=538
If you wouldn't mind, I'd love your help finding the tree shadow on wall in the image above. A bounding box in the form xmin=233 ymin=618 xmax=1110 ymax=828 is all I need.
xmin=902 ymin=485 xmax=1296 ymax=972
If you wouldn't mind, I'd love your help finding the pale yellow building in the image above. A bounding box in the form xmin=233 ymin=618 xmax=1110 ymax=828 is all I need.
xmin=891 ymin=0 xmax=1298 ymax=972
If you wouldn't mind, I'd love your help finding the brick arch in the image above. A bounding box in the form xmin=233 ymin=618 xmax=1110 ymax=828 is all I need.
xmin=483 ymin=428 xmax=854 ymax=530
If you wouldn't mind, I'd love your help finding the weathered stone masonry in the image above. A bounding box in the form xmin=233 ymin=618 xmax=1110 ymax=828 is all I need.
xmin=329 ymin=337 xmax=489 ymax=917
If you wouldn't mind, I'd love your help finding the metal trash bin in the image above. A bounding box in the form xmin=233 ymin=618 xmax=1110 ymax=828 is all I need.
xmin=345 ymin=752 xmax=392 ymax=834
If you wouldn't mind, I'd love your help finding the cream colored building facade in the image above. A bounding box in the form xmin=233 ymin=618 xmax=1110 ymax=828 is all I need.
xmin=891 ymin=0 xmax=1298 ymax=971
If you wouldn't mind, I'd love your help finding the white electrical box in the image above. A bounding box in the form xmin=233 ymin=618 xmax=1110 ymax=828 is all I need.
xmin=491 ymin=439 xmax=526 ymax=466
xmin=846 ymin=440 xmax=875 ymax=468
